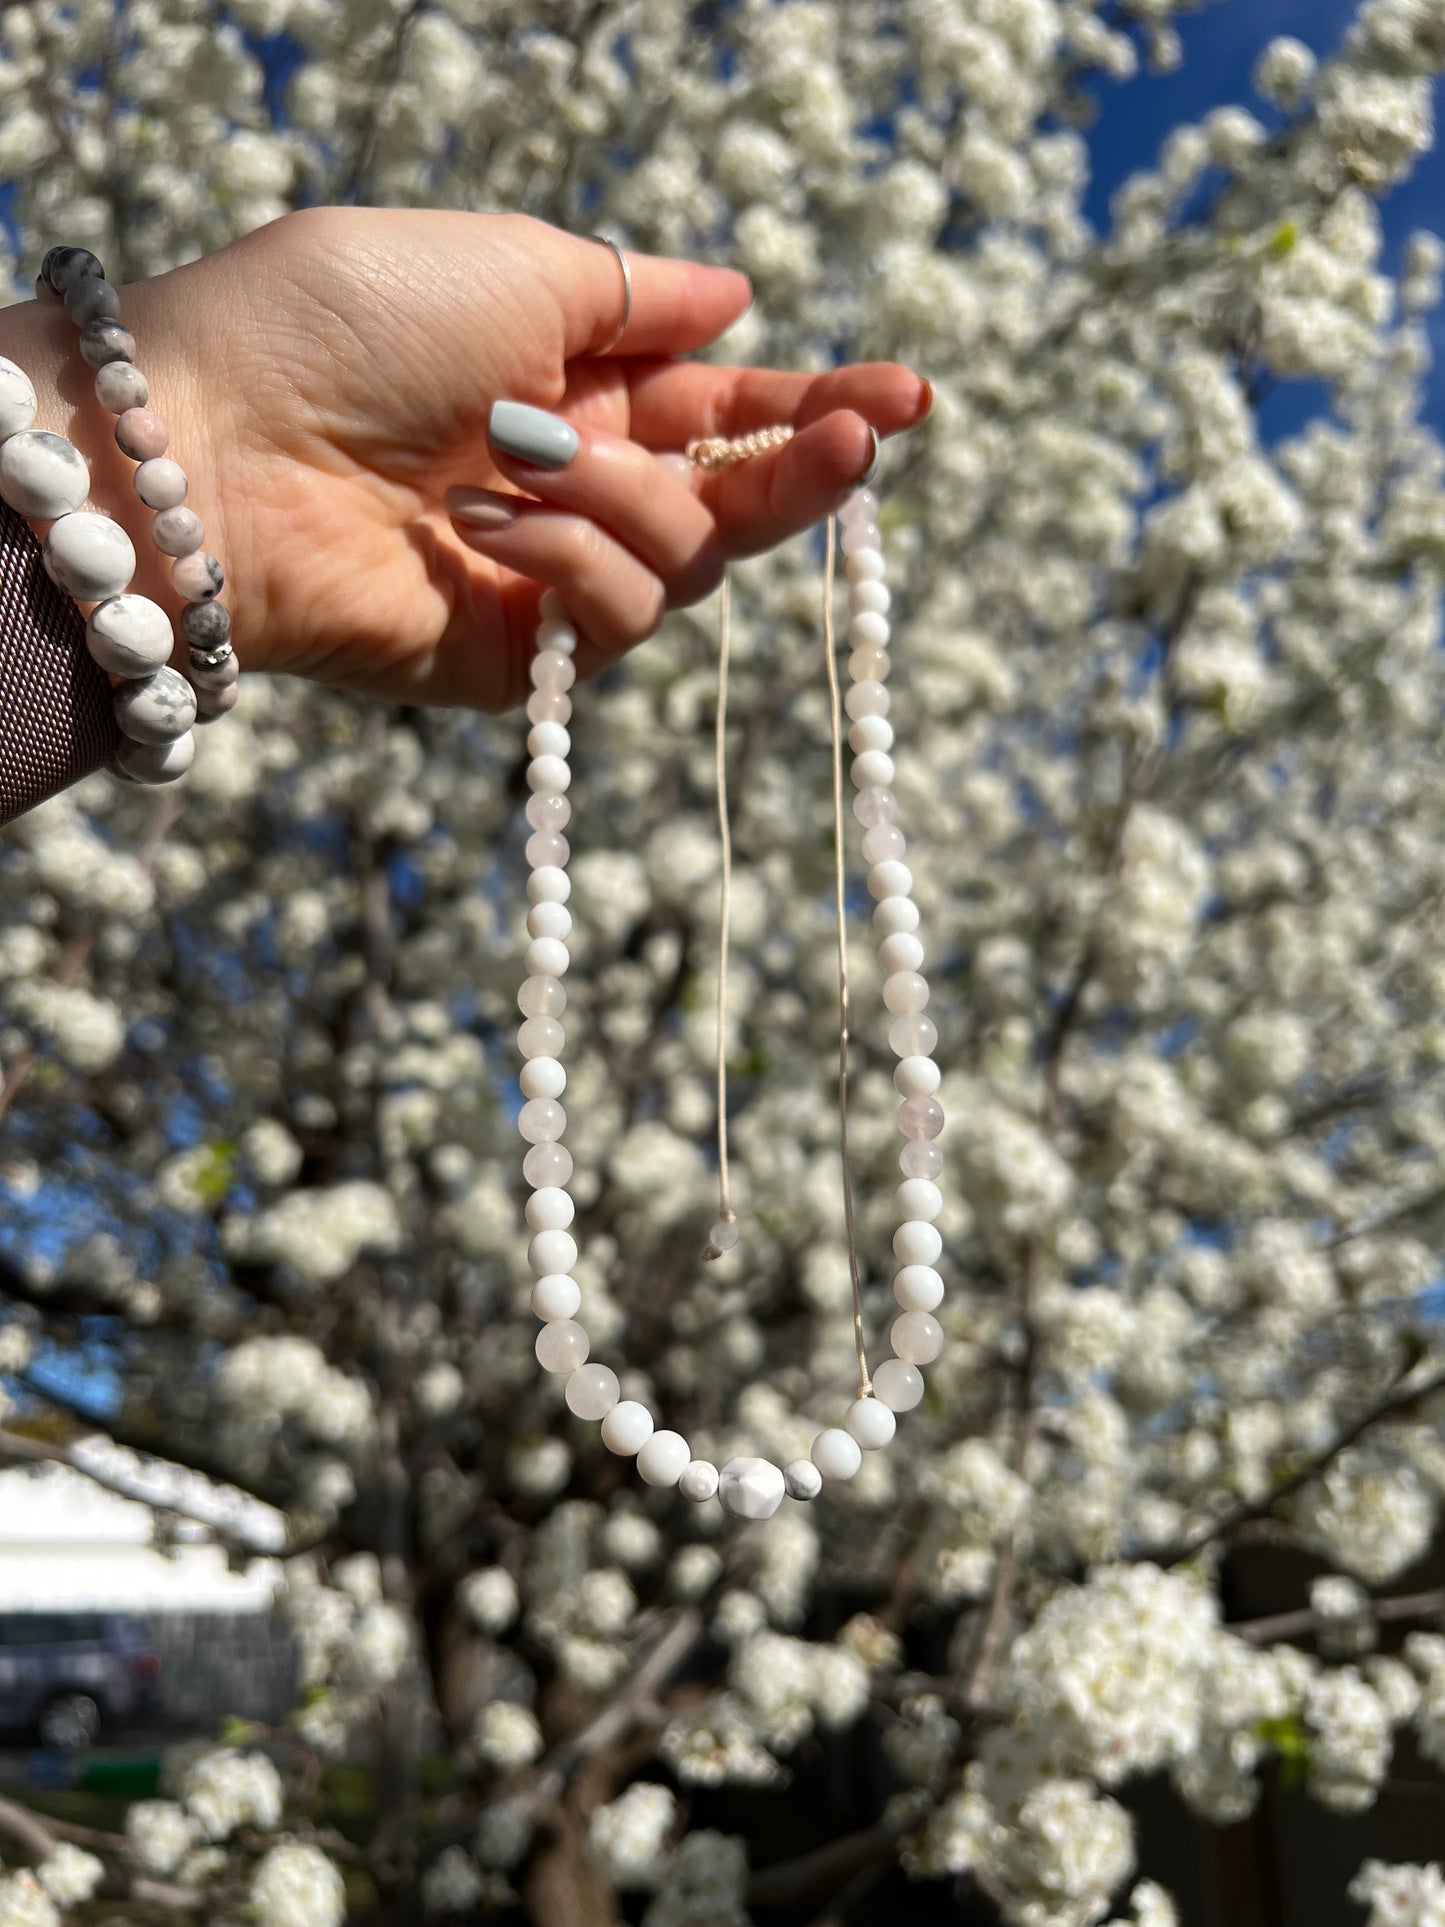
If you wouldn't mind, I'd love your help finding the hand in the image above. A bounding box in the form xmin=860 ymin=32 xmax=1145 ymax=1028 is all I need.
xmin=66 ymin=207 xmax=929 ymax=712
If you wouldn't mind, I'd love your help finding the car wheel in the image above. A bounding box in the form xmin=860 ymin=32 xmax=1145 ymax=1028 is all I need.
xmin=37 ymin=1692 xmax=102 ymax=1751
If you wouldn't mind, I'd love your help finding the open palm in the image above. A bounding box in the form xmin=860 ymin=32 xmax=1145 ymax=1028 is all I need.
xmin=117 ymin=207 xmax=929 ymax=713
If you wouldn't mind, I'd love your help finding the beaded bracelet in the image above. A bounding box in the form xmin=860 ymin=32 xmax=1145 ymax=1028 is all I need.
xmin=29 ymin=245 xmax=236 ymax=786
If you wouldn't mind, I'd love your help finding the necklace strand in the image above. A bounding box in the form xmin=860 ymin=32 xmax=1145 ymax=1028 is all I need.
xmin=516 ymin=436 xmax=946 ymax=1519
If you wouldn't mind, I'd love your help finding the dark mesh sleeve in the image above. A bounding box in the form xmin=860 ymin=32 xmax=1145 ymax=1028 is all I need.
xmin=0 ymin=497 xmax=119 ymax=825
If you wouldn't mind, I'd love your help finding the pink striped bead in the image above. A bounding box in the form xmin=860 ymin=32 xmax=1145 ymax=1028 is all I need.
xmin=115 ymin=408 xmax=169 ymax=460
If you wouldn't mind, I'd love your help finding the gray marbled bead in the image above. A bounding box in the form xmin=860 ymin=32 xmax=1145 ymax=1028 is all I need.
xmin=87 ymin=593 xmax=173 ymax=677
xmin=42 ymin=247 xmax=103 ymax=294
xmin=134 ymin=457 xmax=186 ymax=509
xmin=194 ymin=680 xmax=239 ymax=722
xmin=65 ymin=276 xmax=120 ymax=327
xmin=95 ymin=362 xmax=148 ymax=414
xmin=114 ymin=665 xmax=196 ymax=744
xmin=189 ymin=649 xmax=237 ymax=694
xmin=79 ymin=317 xmax=135 ymax=369
xmin=0 ymin=357 xmax=37 ymax=439
xmin=151 ymin=505 xmax=203 ymax=557
xmin=115 ymin=731 xmax=195 ymax=785
xmin=180 ymin=600 xmax=229 ymax=649
xmin=0 ymin=431 xmax=89 ymax=520
xmin=172 ymin=551 xmax=223 ymax=602
xmin=43 ymin=511 xmax=136 ymax=601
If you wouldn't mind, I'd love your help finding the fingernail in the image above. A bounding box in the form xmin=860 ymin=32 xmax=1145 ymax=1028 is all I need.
xmin=919 ymin=378 xmax=934 ymax=418
xmin=488 ymin=399 xmax=579 ymax=469
xmin=857 ymin=425 xmax=881 ymax=488
xmin=446 ymin=485 xmax=519 ymax=529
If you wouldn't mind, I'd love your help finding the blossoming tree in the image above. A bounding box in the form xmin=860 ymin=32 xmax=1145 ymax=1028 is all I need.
xmin=2 ymin=0 xmax=1445 ymax=1923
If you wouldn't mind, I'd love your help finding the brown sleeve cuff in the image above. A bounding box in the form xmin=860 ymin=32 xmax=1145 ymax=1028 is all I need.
xmin=0 ymin=497 xmax=121 ymax=826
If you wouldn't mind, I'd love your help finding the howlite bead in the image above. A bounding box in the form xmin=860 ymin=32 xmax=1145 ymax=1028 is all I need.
xmin=114 ymin=665 xmax=196 ymax=744
xmin=87 ymin=594 xmax=172 ymax=677
xmin=79 ymin=317 xmax=135 ymax=368
xmin=115 ymin=731 xmax=194 ymax=785
xmin=0 ymin=358 xmax=36 ymax=439
xmin=44 ymin=511 xmax=135 ymax=601
xmin=65 ymin=277 xmax=120 ymax=327
xmin=0 ymin=431 xmax=89 ymax=520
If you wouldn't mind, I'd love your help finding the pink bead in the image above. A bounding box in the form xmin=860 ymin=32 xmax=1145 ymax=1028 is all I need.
xmin=115 ymin=407 xmax=169 ymax=460
xmin=849 ymin=646 xmax=891 ymax=682
xmin=517 ymin=976 xmax=566 ymax=1018
xmin=536 ymin=1320 xmax=589 ymax=1372
xmin=872 ymin=1358 xmax=924 ymax=1412
xmin=889 ymin=1013 xmax=938 ymax=1056
xmin=526 ymin=830 xmax=569 ymax=868
xmin=853 ymin=787 xmax=898 ymax=829
xmin=898 ymin=1096 xmax=945 ymax=1141
xmin=518 ymin=1015 xmax=564 ymax=1058
xmin=900 ymin=1140 xmax=944 ymax=1180
xmin=862 ymin=824 xmax=905 ymax=865
xmin=518 ymin=1098 xmax=565 ymax=1143
xmin=526 ymin=792 xmax=571 ymax=832
xmin=892 ymin=1311 xmax=943 ymax=1365
xmin=527 ymin=690 xmax=572 ymax=726
xmin=172 ymin=552 xmax=224 ymax=602
xmin=531 ymin=649 xmax=575 ymax=693
xmin=193 ymin=680 xmax=239 ymax=721
xmin=524 ymin=1142 xmax=574 ymax=1187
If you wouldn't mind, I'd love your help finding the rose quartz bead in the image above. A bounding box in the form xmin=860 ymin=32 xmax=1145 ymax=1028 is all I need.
xmin=873 ymin=1358 xmax=924 ymax=1412
xmin=841 ymin=487 xmax=879 ymax=526
xmin=134 ymin=457 xmax=187 ymax=508
xmin=172 ymin=552 xmax=223 ymax=601
xmin=892 ymin=1311 xmax=944 ymax=1364
xmin=526 ymin=831 xmax=569 ymax=869
xmin=116 ymin=407 xmax=169 ymax=461
xmin=883 ymin=971 xmax=930 ymax=1014
xmin=898 ymin=1096 xmax=945 ymax=1141
xmin=518 ymin=976 xmax=566 ymax=1019
xmin=151 ymin=506 xmax=203 ymax=556
xmin=889 ymin=1013 xmax=937 ymax=1056
xmin=518 ymin=1097 xmax=565 ymax=1142
xmin=566 ymin=1364 xmax=620 ymax=1419
xmin=536 ymin=1320 xmax=589 ymax=1372
xmin=845 ymin=680 xmax=889 ymax=720
xmin=900 ymin=1140 xmax=944 ymax=1180
xmin=95 ymin=361 xmax=148 ymax=413
xmin=861 ymin=824 xmax=905 ymax=865
xmin=849 ymin=644 xmax=891 ymax=681
xmin=526 ymin=792 xmax=571 ymax=832
xmin=840 ymin=520 xmax=880 ymax=555
xmin=530 ymin=649 xmax=575 ymax=693
xmin=528 ymin=689 xmax=572 ymax=726
xmin=853 ymin=787 xmax=898 ymax=829
xmin=523 ymin=1142 xmax=573 ymax=1187
xmin=518 ymin=1015 xmax=564 ymax=1058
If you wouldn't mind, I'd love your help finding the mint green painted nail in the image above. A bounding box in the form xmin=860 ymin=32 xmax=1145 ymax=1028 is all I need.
xmin=488 ymin=399 xmax=579 ymax=469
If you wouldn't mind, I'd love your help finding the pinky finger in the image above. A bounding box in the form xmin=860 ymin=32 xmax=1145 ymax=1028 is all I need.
xmin=448 ymin=493 xmax=667 ymax=668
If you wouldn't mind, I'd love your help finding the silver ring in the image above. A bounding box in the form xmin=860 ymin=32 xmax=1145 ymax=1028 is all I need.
xmin=588 ymin=233 xmax=632 ymax=353
xmin=857 ymin=425 xmax=881 ymax=489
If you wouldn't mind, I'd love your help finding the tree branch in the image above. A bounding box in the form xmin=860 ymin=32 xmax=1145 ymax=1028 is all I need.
xmin=1161 ymin=1363 xmax=1445 ymax=1569
xmin=1229 ymin=1585 xmax=1445 ymax=1646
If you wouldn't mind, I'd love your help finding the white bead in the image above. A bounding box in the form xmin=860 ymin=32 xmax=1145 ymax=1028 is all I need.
xmin=519 ymin=1056 xmax=566 ymax=1099
xmin=811 ymin=1428 xmax=862 ymax=1481
xmin=845 ymin=680 xmax=889 ymax=720
xmin=851 ymin=751 xmax=895 ymax=790
xmin=783 ymin=1459 xmax=822 ymax=1501
xmin=879 ymin=932 xmax=925 ymax=974
xmin=531 ymin=1274 xmax=581 ymax=1320
xmin=873 ymin=1358 xmax=925 ymax=1412
xmin=894 ymin=1265 xmax=944 ymax=1312
xmin=897 ymin=1178 xmax=943 ymax=1222
xmin=847 ymin=611 xmax=891 ymax=650
xmin=527 ymin=721 xmax=571 ymax=759
xmin=566 ymin=1363 xmax=620 ymax=1418
xmin=524 ymin=938 xmax=570 ymax=978
xmin=114 ymin=667 xmax=196 ymax=744
xmin=850 ymin=579 xmax=891 ymax=615
xmin=892 ymin=1310 xmax=944 ymax=1364
xmin=883 ymin=971 xmax=929 ymax=1013
xmin=848 ymin=715 xmax=893 ymax=755
xmin=601 ymin=1400 xmax=654 ymax=1455
xmin=526 ymin=901 xmax=572 ymax=942
xmin=718 ymin=1456 xmax=785 ymax=1519
xmin=529 ymin=1228 xmax=578 ymax=1275
xmin=525 ymin=1187 xmax=575 ymax=1232
xmin=115 ymin=732 xmax=194 ymax=784
xmin=637 ymin=1429 xmax=691 ymax=1487
xmin=0 ymin=357 xmax=37 ymax=439
xmin=536 ymin=617 xmax=578 ymax=655
xmin=527 ymin=866 xmax=570 ymax=904
xmin=846 ymin=1398 xmax=897 ymax=1450
xmin=894 ymin=1056 xmax=940 ymax=1097
xmin=0 ymin=429 xmax=88 ymax=519
xmin=894 ymin=1220 xmax=944 ymax=1266
xmin=680 ymin=1460 xmax=720 ymax=1503
xmin=845 ymin=548 xmax=886 ymax=582
xmin=86 ymin=594 xmax=172 ymax=677
xmin=874 ymin=897 xmax=920 ymax=938
xmin=868 ymin=861 xmax=912 ymax=901
xmin=528 ymin=753 xmax=571 ymax=794
xmin=44 ymin=511 xmax=135 ymax=601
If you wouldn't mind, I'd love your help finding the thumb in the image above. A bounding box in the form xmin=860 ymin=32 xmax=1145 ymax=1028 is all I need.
xmin=517 ymin=220 xmax=753 ymax=361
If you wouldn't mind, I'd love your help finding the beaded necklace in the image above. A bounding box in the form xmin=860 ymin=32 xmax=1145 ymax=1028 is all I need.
xmin=515 ymin=432 xmax=943 ymax=1520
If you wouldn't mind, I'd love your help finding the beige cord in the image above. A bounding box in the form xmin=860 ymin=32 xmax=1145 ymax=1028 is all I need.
xmin=711 ymin=573 xmax=736 ymax=1242
xmin=821 ymin=516 xmax=872 ymax=1399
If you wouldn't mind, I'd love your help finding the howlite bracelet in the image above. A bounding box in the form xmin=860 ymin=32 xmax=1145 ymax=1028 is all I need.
xmin=36 ymin=245 xmax=238 ymax=784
